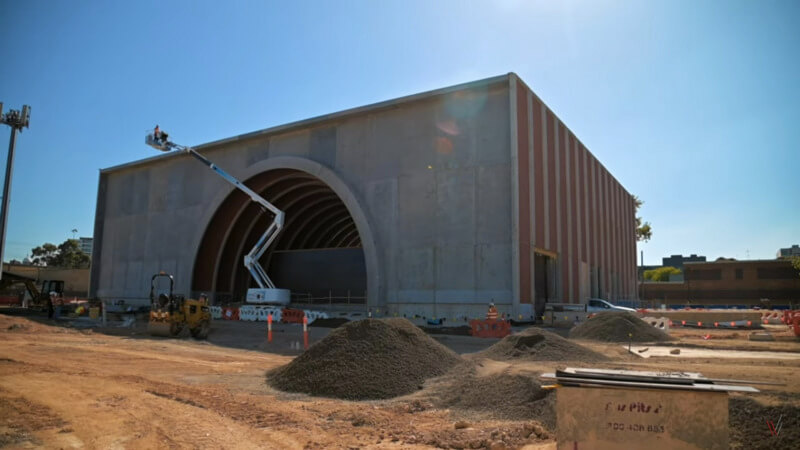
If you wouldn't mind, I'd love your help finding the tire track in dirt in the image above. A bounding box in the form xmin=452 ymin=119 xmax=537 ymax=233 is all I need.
xmin=0 ymin=386 xmax=70 ymax=447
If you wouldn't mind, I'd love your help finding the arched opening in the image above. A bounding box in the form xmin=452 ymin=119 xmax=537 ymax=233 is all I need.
xmin=192 ymin=168 xmax=367 ymax=305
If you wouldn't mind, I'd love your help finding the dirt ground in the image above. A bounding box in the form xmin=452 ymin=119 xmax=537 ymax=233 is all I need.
xmin=0 ymin=310 xmax=798 ymax=449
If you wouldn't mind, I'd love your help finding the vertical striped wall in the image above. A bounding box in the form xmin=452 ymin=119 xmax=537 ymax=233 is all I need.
xmin=512 ymin=76 xmax=637 ymax=304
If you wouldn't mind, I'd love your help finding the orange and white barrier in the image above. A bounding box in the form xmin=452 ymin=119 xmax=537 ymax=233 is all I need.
xmin=222 ymin=307 xmax=239 ymax=320
xmin=761 ymin=311 xmax=783 ymax=325
xmin=469 ymin=319 xmax=511 ymax=338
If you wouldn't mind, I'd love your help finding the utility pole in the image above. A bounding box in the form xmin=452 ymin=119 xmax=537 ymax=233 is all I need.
xmin=0 ymin=103 xmax=31 ymax=280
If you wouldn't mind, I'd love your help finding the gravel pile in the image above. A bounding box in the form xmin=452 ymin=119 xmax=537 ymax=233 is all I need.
xmin=729 ymin=397 xmax=799 ymax=450
xmin=476 ymin=327 xmax=606 ymax=362
xmin=569 ymin=312 xmax=673 ymax=342
xmin=267 ymin=318 xmax=462 ymax=400
xmin=430 ymin=369 xmax=556 ymax=428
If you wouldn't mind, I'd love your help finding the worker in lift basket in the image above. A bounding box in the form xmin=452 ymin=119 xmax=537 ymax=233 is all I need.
xmin=154 ymin=125 xmax=168 ymax=144
xmin=486 ymin=301 xmax=498 ymax=320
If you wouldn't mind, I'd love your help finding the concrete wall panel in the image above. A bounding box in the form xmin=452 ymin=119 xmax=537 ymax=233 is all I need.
xmin=476 ymin=165 xmax=511 ymax=243
xmin=436 ymin=245 xmax=475 ymax=290
xmin=398 ymin=172 xmax=436 ymax=247
xmin=435 ymin=168 xmax=475 ymax=246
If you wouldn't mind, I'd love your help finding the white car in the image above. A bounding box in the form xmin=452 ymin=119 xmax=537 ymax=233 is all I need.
xmin=587 ymin=298 xmax=636 ymax=313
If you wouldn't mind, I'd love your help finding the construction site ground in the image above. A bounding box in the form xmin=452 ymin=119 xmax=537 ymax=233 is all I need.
xmin=0 ymin=308 xmax=798 ymax=449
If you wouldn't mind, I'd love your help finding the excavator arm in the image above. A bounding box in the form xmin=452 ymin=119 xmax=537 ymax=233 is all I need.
xmin=146 ymin=132 xmax=289 ymax=303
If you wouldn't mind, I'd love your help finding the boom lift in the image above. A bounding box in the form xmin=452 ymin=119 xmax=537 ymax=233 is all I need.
xmin=146 ymin=127 xmax=290 ymax=305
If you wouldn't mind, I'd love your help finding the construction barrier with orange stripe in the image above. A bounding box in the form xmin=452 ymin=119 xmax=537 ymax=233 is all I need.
xmin=222 ymin=307 xmax=239 ymax=320
xmin=469 ymin=319 xmax=511 ymax=338
xmin=669 ymin=319 xmax=754 ymax=329
xmin=281 ymin=308 xmax=305 ymax=324
xmin=760 ymin=311 xmax=783 ymax=325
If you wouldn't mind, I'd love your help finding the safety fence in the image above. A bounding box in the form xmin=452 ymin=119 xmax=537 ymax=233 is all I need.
xmin=209 ymin=305 xmax=330 ymax=324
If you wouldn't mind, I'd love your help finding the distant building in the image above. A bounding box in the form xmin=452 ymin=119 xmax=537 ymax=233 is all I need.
xmin=79 ymin=237 xmax=93 ymax=255
xmin=641 ymin=259 xmax=800 ymax=307
xmin=662 ymin=254 xmax=706 ymax=269
xmin=778 ymin=245 xmax=800 ymax=259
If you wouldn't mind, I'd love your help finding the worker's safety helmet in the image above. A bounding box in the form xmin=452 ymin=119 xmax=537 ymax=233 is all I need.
xmin=489 ymin=302 xmax=495 ymax=307
xmin=49 ymin=291 xmax=57 ymax=297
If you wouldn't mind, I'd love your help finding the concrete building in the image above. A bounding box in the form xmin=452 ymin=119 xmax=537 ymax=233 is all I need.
xmin=662 ymin=254 xmax=706 ymax=269
xmin=90 ymin=73 xmax=637 ymax=319
xmin=777 ymin=245 xmax=800 ymax=259
xmin=641 ymin=259 xmax=800 ymax=307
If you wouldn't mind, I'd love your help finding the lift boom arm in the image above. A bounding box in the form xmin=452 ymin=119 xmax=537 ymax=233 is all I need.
xmin=147 ymin=135 xmax=284 ymax=290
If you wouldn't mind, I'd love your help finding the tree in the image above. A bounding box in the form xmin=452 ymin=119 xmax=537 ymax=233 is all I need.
xmin=633 ymin=196 xmax=652 ymax=242
xmin=30 ymin=243 xmax=58 ymax=266
xmin=790 ymin=256 xmax=800 ymax=279
xmin=30 ymin=239 xmax=90 ymax=268
xmin=643 ymin=266 xmax=681 ymax=282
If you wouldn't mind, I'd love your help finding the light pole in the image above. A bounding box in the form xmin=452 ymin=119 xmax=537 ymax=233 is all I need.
xmin=0 ymin=103 xmax=31 ymax=280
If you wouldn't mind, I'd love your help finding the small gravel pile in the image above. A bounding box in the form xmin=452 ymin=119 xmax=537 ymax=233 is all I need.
xmin=267 ymin=318 xmax=462 ymax=400
xmin=476 ymin=327 xmax=607 ymax=362
xmin=431 ymin=370 xmax=556 ymax=428
xmin=569 ymin=312 xmax=673 ymax=342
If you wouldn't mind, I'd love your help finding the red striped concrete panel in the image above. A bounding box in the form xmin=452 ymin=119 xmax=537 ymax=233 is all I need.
xmin=515 ymin=82 xmax=531 ymax=304
xmin=533 ymin=99 xmax=545 ymax=249
xmin=558 ymin=122 xmax=569 ymax=301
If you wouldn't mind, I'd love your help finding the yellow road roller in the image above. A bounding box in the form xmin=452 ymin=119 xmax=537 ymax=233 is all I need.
xmin=147 ymin=272 xmax=211 ymax=339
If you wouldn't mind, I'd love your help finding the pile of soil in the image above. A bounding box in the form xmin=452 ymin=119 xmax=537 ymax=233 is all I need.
xmin=729 ymin=397 xmax=799 ymax=450
xmin=569 ymin=312 xmax=673 ymax=342
xmin=267 ymin=318 xmax=462 ymax=400
xmin=476 ymin=327 xmax=607 ymax=362
xmin=429 ymin=370 xmax=556 ymax=428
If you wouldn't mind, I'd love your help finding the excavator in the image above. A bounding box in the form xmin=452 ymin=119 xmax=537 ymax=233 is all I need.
xmin=147 ymin=272 xmax=211 ymax=338
xmin=0 ymin=272 xmax=64 ymax=308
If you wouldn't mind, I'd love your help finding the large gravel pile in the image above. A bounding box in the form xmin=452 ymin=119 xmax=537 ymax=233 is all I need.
xmin=568 ymin=312 xmax=673 ymax=342
xmin=267 ymin=318 xmax=462 ymax=400
xmin=430 ymin=370 xmax=556 ymax=428
xmin=476 ymin=327 xmax=606 ymax=362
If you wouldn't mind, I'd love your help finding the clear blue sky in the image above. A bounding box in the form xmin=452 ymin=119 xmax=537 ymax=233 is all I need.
xmin=0 ymin=0 xmax=797 ymax=265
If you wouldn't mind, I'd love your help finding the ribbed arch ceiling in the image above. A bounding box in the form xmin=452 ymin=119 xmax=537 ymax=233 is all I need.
xmin=191 ymin=168 xmax=362 ymax=297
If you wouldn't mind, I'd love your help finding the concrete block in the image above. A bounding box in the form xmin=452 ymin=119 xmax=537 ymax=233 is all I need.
xmin=435 ymin=167 xmax=475 ymax=245
xmin=309 ymin=126 xmax=337 ymax=168
xmin=245 ymin=137 xmax=270 ymax=167
xmin=398 ymin=247 xmax=434 ymax=290
xmin=398 ymin=171 xmax=436 ymax=247
xmin=477 ymin=164 xmax=511 ymax=243
xmin=334 ymin=119 xmax=369 ymax=183
xmin=268 ymin=129 xmax=310 ymax=158
xmin=476 ymin=244 xmax=511 ymax=290
xmin=435 ymin=245 xmax=475 ymax=290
